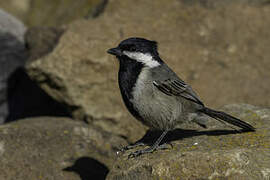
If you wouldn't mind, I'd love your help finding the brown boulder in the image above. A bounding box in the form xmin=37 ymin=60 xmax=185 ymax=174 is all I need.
xmin=0 ymin=117 xmax=126 ymax=180
xmin=107 ymin=104 xmax=270 ymax=180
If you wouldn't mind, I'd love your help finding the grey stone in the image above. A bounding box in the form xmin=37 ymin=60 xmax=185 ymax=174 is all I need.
xmin=0 ymin=9 xmax=27 ymax=124
xmin=0 ymin=9 xmax=26 ymax=42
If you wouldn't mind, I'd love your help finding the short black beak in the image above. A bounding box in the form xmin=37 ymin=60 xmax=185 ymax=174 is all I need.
xmin=107 ymin=47 xmax=122 ymax=56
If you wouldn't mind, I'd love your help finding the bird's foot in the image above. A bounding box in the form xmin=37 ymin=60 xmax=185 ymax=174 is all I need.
xmin=117 ymin=142 xmax=146 ymax=155
xmin=128 ymin=143 xmax=173 ymax=158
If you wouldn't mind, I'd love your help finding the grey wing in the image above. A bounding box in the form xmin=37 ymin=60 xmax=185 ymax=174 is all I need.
xmin=152 ymin=65 xmax=204 ymax=106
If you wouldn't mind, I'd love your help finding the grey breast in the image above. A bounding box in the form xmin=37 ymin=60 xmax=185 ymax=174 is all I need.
xmin=131 ymin=65 xmax=185 ymax=130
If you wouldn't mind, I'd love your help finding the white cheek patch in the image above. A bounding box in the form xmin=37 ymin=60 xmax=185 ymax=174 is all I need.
xmin=123 ymin=51 xmax=160 ymax=68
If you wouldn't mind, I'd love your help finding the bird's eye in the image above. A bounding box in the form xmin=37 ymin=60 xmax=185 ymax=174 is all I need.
xmin=130 ymin=46 xmax=136 ymax=51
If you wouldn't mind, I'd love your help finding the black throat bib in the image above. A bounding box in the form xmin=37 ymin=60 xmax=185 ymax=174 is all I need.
xmin=117 ymin=56 xmax=144 ymax=119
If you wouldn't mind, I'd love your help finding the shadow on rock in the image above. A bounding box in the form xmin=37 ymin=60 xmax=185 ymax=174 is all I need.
xmin=6 ymin=67 xmax=71 ymax=122
xmin=63 ymin=157 xmax=109 ymax=180
xmin=135 ymin=128 xmax=244 ymax=146
xmin=0 ymin=32 xmax=27 ymax=123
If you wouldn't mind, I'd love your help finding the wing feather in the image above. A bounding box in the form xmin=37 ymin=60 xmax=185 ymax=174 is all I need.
xmin=153 ymin=79 xmax=204 ymax=106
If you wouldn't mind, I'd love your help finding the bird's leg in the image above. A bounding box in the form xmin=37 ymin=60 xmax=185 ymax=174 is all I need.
xmin=128 ymin=130 xmax=169 ymax=158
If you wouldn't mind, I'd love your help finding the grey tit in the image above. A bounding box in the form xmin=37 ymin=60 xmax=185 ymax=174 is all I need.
xmin=107 ymin=37 xmax=255 ymax=158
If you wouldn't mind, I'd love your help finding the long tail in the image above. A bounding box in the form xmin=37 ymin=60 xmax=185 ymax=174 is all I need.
xmin=199 ymin=107 xmax=255 ymax=131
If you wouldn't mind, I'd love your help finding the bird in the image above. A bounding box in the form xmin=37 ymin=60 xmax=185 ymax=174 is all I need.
xmin=107 ymin=37 xmax=255 ymax=158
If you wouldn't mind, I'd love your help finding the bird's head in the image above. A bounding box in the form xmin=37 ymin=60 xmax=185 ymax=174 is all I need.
xmin=107 ymin=37 xmax=163 ymax=68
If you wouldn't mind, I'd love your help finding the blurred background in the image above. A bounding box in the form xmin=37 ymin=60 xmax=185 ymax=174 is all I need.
xmin=0 ymin=0 xmax=106 ymax=26
xmin=0 ymin=0 xmax=270 ymax=179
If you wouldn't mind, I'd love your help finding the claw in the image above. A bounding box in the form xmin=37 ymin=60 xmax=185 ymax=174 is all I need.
xmin=127 ymin=142 xmax=172 ymax=158
xmin=119 ymin=142 xmax=146 ymax=153
xmin=128 ymin=147 xmax=153 ymax=158
xmin=156 ymin=142 xmax=173 ymax=150
xmin=128 ymin=151 xmax=142 ymax=159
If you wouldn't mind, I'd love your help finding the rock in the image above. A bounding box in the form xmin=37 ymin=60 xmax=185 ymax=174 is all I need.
xmin=0 ymin=0 xmax=108 ymax=27
xmin=25 ymin=26 xmax=65 ymax=62
xmin=0 ymin=10 xmax=67 ymax=124
xmin=0 ymin=117 xmax=126 ymax=180
xmin=0 ymin=9 xmax=26 ymax=42
xmin=0 ymin=9 xmax=26 ymax=82
xmin=0 ymin=9 xmax=27 ymax=124
xmin=26 ymin=0 xmax=270 ymax=141
xmin=107 ymin=104 xmax=270 ymax=180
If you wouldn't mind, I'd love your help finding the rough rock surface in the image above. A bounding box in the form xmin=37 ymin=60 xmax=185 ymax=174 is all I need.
xmin=25 ymin=26 xmax=65 ymax=62
xmin=27 ymin=0 xmax=270 ymax=140
xmin=0 ymin=117 xmax=126 ymax=180
xmin=0 ymin=0 xmax=107 ymax=26
xmin=0 ymin=105 xmax=268 ymax=180
xmin=0 ymin=9 xmax=27 ymax=124
xmin=107 ymin=104 xmax=270 ymax=180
